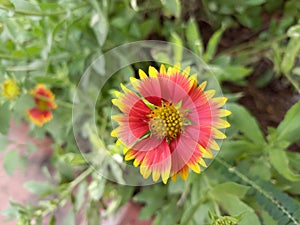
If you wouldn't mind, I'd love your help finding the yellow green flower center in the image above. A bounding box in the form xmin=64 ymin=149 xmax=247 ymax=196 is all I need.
xmin=149 ymin=102 xmax=183 ymax=140
xmin=37 ymin=100 xmax=49 ymax=111
xmin=2 ymin=79 xmax=20 ymax=100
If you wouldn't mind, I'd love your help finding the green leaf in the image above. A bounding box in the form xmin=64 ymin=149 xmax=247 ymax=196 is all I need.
xmin=227 ymin=103 xmax=265 ymax=145
xmin=75 ymin=181 xmax=87 ymax=211
xmin=3 ymin=150 xmax=19 ymax=175
xmin=215 ymin=65 xmax=252 ymax=82
xmin=210 ymin=182 xmax=249 ymax=198
xmin=14 ymin=94 xmax=34 ymax=122
xmin=281 ymin=37 xmax=300 ymax=74
xmin=0 ymin=102 xmax=11 ymax=135
xmin=134 ymin=185 xmax=167 ymax=219
xmin=186 ymin=18 xmax=203 ymax=56
xmin=180 ymin=200 xmax=202 ymax=225
xmin=49 ymin=215 xmax=56 ymax=225
xmin=220 ymin=140 xmax=262 ymax=160
xmin=87 ymin=201 xmax=100 ymax=225
xmin=60 ymin=153 xmax=87 ymax=166
xmin=88 ymin=178 xmax=105 ymax=201
xmin=287 ymin=25 xmax=300 ymax=38
xmin=33 ymin=76 xmax=66 ymax=85
xmin=170 ymin=32 xmax=183 ymax=63
xmin=275 ymin=102 xmax=300 ymax=145
xmin=248 ymin=157 xmax=272 ymax=180
xmin=245 ymin=0 xmax=266 ymax=5
xmin=261 ymin=210 xmax=278 ymax=225
xmin=151 ymin=52 xmax=172 ymax=65
xmin=90 ymin=9 xmax=108 ymax=47
xmin=11 ymin=0 xmax=41 ymax=14
xmin=168 ymin=178 xmax=186 ymax=194
xmin=154 ymin=199 xmax=179 ymax=225
xmin=211 ymin=193 xmax=261 ymax=225
xmin=203 ymin=26 xmax=225 ymax=62
xmin=0 ymin=134 xmax=9 ymax=151
xmin=23 ymin=181 xmax=56 ymax=196
xmin=160 ymin=0 xmax=181 ymax=18
xmin=0 ymin=0 xmax=14 ymax=8
xmin=269 ymin=148 xmax=300 ymax=181
xmin=63 ymin=208 xmax=75 ymax=225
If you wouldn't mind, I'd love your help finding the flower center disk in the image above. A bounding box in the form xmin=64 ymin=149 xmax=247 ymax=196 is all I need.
xmin=149 ymin=103 xmax=183 ymax=140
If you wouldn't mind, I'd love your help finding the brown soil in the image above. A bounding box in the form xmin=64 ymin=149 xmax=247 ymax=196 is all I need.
xmin=224 ymin=59 xmax=300 ymax=151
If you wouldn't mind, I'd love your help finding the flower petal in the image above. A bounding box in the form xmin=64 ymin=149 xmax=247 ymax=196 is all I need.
xmin=27 ymin=108 xmax=53 ymax=127
xmin=138 ymin=140 xmax=171 ymax=183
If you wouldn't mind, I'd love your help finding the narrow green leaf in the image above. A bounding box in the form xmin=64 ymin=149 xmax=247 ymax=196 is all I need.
xmin=203 ymin=26 xmax=225 ymax=62
xmin=49 ymin=215 xmax=56 ymax=225
xmin=186 ymin=18 xmax=203 ymax=56
xmin=0 ymin=0 xmax=14 ymax=8
xmin=160 ymin=0 xmax=181 ymax=18
xmin=269 ymin=148 xmax=300 ymax=181
xmin=24 ymin=181 xmax=56 ymax=196
xmin=90 ymin=9 xmax=108 ymax=47
xmin=0 ymin=102 xmax=11 ymax=135
xmin=217 ymin=65 xmax=252 ymax=82
xmin=287 ymin=25 xmax=300 ymax=38
xmin=34 ymin=76 xmax=65 ymax=85
xmin=141 ymin=97 xmax=156 ymax=110
xmin=170 ymin=32 xmax=183 ymax=63
xmin=281 ymin=38 xmax=300 ymax=74
xmin=227 ymin=103 xmax=265 ymax=145
xmin=60 ymin=153 xmax=87 ymax=166
xmin=11 ymin=0 xmax=41 ymax=14
xmin=245 ymin=0 xmax=266 ymax=5
xmin=276 ymin=102 xmax=300 ymax=145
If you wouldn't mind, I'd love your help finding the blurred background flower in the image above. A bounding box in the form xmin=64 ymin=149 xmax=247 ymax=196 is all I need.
xmin=1 ymin=78 xmax=20 ymax=100
xmin=26 ymin=84 xmax=57 ymax=127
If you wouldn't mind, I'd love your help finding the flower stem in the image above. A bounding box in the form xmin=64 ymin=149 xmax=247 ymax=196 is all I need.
xmin=35 ymin=166 xmax=94 ymax=218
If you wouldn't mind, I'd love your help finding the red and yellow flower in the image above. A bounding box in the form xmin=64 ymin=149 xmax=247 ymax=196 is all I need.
xmin=111 ymin=64 xmax=231 ymax=183
xmin=1 ymin=78 xmax=20 ymax=100
xmin=27 ymin=84 xmax=57 ymax=127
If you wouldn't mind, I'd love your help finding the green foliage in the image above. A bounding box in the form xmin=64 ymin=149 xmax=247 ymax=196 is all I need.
xmin=160 ymin=0 xmax=181 ymax=18
xmin=3 ymin=149 xmax=25 ymax=175
xmin=275 ymin=102 xmax=300 ymax=145
xmin=227 ymin=103 xmax=265 ymax=145
xmin=186 ymin=18 xmax=203 ymax=56
xmin=0 ymin=102 xmax=11 ymax=134
xmin=24 ymin=181 xmax=57 ymax=196
xmin=216 ymin=159 xmax=300 ymax=225
xmin=134 ymin=185 xmax=168 ymax=219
